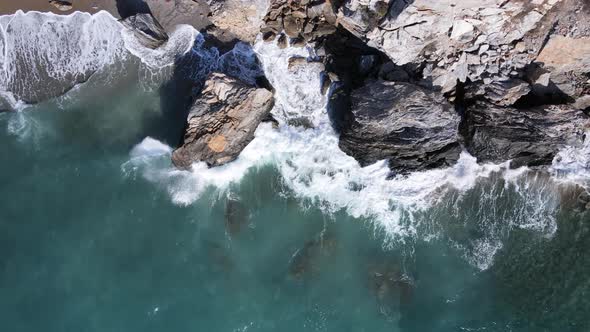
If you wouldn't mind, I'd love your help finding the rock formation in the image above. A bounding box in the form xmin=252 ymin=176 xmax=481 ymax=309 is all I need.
xmin=257 ymin=0 xmax=590 ymax=171
xmin=464 ymin=103 xmax=590 ymax=167
xmin=172 ymin=73 xmax=274 ymax=169
xmin=48 ymin=0 xmax=73 ymax=11
xmin=121 ymin=13 xmax=169 ymax=49
xmin=338 ymin=80 xmax=462 ymax=172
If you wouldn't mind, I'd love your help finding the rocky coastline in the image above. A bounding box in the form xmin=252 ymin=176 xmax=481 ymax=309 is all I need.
xmin=173 ymin=0 xmax=590 ymax=173
xmin=2 ymin=0 xmax=590 ymax=172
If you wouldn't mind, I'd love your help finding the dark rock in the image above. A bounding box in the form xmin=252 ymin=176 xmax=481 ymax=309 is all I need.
xmin=288 ymin=232 xmax=337 ymax=280
xmin=225 ymin=196 xmax=248 ymax=235
xmin=277 ymin=33 xmax=288 ymax=49
xmin=338 ymin=81 xmax=462 ymax=173
xmin=368 ymin=261 xmax=415 ymax=320
xmin=121 ymin=13 xmax=169 ymax=49
xmin=172 ymin=73 xmax=274 ymax=169
xmin=464 ymin=103 xmax=590 ymax=168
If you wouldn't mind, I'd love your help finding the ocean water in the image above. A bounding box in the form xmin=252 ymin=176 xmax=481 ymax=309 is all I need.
xmin=1 ymin=10 xmax=590 ymax=332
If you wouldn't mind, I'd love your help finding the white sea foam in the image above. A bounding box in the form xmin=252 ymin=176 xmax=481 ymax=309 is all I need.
xmin=551 ymin=133 xmax=590 ymax=188
xmin=121 ymin=23 xmax=197 ymax=69
xmin=1 ymin=9 xmax=570 ymax=270
xmin=0 ymin=10 xmax=203 ymax=110
xmin=125 ymin=40 xmax=557 ymax=250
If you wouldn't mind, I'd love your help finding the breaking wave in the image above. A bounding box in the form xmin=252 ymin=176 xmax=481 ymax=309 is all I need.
xmin=123 ymin=39 xmax=586 ymax=269
xmin=2 ymin=9 xmax=587 ymax=270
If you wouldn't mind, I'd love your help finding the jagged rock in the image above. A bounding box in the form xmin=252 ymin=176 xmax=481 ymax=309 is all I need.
xmin=261 ymin=0 xmax=338 ymax=44
xmin=466 ymin=79 xmax=531 ymax=106
xmin=48 ymin=0 xmax=73 ymax=11
xmin=336 ymin=0 xmax=564 ymax=102
xmin=143 ymin=0 xmax=210 ymax=32
xmin=338 ymin=81 xmax=462 ymax=172
xmin=121 ymin=13 xmax=169 ymax=49
xmin=172 ymin=73 xmax=274 ymax=168
xmin=464 ymin=103 xmax=590 ymax=167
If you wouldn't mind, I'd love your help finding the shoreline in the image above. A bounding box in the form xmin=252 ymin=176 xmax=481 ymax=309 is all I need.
xmin=0 ymin=0 xmax=119 ymax=17
xmin=0 ymin=0 xmax=210 ymax=31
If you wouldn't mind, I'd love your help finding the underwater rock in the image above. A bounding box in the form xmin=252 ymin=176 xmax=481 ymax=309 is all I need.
xmin=338 ymin=80 xmax=461 ymax=173
xmin=288 ymin=232 xmax=337 ymax=280
xmin=121 ymin=13 xmax=169 ymax=49
xmin=224 ymin=196 xmax=248 ymax=235
xmin=367 ymin=261 xmax=415 ymax=321
xmin=172 ymin=73 xmax=274 ymax=169
xmin=464 ymin=102 xmax=590 ymax=168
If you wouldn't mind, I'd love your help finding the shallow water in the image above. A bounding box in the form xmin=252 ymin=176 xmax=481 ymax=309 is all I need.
xmin=1 ymin=10 xmax=590 ymax=332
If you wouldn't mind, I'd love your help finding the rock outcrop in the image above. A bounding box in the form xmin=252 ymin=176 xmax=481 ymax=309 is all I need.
xmin=464 ymin=103 xmax=590 ymax=167
xmin=172 ymin=73 xmax=274 ymax=169
xmin=48 ymin=0 xmax=73 ymax=12
xmin=121 ymin=13 xmax=169 ymax=49
xmin=261 ymin=0 xmax=338 ymax=44
xmin=337 ymin=0 xmax=564 ymax=97
xmin=338 ymin=80 xmax=462 ymax=172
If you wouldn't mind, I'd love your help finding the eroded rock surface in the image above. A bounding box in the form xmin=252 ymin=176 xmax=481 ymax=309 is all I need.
xmin=464 ymin=103 xmax=590 ymax=167
xmin=172 ymin=73 xmax=274 ymax=168
xmin=261 ymin=0 xmax=338 ymax=44
xmin=339 ymin=80 xmax=462 ymax=172
xmin=121 ymin=13 xmax=169 ymax=49
xmin=337 ymin=0 xmax=564 ymax=96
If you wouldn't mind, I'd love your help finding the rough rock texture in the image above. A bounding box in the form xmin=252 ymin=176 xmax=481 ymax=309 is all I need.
xmin=339 ymin=80 xmax=462 ymax=172
xmin=261 ymin=0 xmax=338 ymax=44
xmin=337 ymin=0 xmax=564 ymax=96
xmin=464 ymin=103 xmax=590 ymax=167
xmin=172 ymin=73 xmax=274 ymax=169
xmin=48 ymin=0 xmax=72 ymax=11
xmin=121 ymin=13 xmax=169 ymax=49
xmin=144 ymin=0 xmax=210 ymax=32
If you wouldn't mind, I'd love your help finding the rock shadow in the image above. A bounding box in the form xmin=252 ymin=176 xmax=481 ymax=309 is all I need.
xmin=115 ymin=0 xmax=152 ymax=19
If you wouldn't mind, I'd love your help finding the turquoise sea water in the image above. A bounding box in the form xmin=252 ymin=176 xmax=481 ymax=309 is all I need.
xmin=1 ymin=74 xmax=590 ymax=332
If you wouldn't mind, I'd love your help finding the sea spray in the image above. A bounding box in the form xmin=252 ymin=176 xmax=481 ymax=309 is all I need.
xmin=123 ymin=39 xmax=570 ymax=271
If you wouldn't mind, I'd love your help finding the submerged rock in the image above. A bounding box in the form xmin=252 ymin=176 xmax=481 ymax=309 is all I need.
xmin=288 ymin=232 xmax=337 ymax=280
xmin=121 ymin=13 xmax=169 ymax=49
xmin=368 ymin=261 xmax=415 ymax=320
xmin=338 ymin=81 xmax=461 ymax=172
xmin=464 ymin=103 xmax=590 ymax=167
xmin=172 ymin=73 xmax=274 ymax=169
xmin=225 ymin=196 xmax=249 ymax=235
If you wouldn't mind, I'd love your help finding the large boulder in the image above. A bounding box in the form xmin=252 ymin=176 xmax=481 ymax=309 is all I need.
xmin=172 ymin=73 xmax=274 ymax=169
xmin=338 ymin=80 xmax=462 ymax=172
xmin=261 ymin=0 xmax=338 ymax=44
xmin=121 ymin=13 xmax=169 ymax=49
xmin=464 ymin=103 xmax=590 ymax=167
